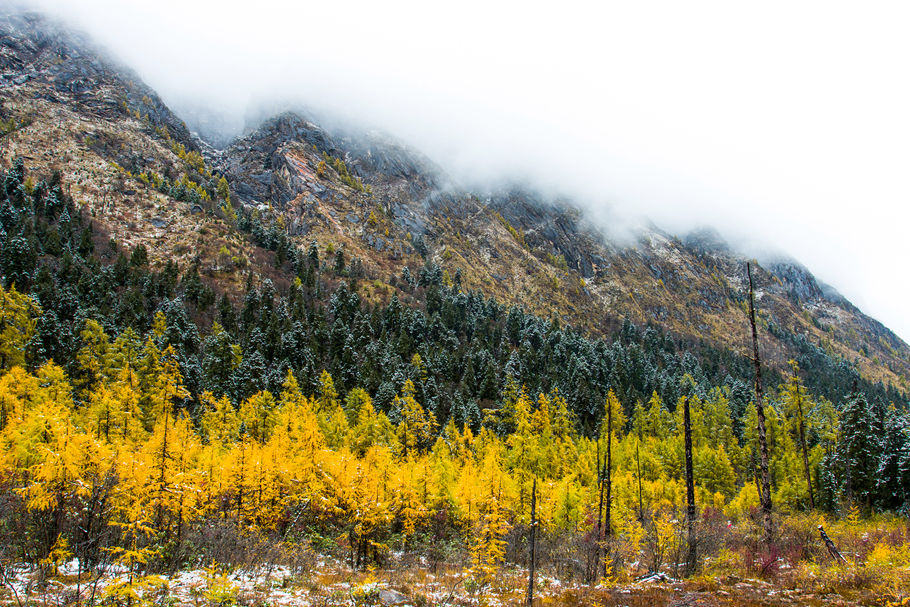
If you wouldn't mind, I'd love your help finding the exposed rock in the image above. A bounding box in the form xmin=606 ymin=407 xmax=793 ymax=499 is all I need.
xmin=668 ymin=592 xmax=719 ymax=607
xmin=364 ymin=234 xmax=386 ymax=252
xmin=0 ymin=9 xmax=197 ymax=151
xmin=768 ymin=259 xmax=825 ymax=303
xmin=684 ymin=226 xmax=730 ymax=254
xmin=638 ymin=572 xmax=675 ymax=584
xmin=378 ymin=588 xmax=409 ymax=605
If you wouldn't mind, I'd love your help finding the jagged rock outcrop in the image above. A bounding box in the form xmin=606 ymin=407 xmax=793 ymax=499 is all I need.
xmin=0 ymin=9 xmax=196 ymax=152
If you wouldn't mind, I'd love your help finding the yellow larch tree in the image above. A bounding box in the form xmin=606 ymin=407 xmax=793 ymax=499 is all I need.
xmin=349 ymin=399 xmax=397 ymax=456
xmin=238 ymin=390 xmax=277 ymax=444
xmin=395 ymin=379 xmax=436 ymax=457
xmin=0 ymin=365 xmax=41 ymax=430
xmin=199 ymin=391 xmax=240 ymax=446
xmin=469 ymin=439 xmax=512 ymax=589
xmin=315 ymin=370 xmax=348 ymax=448
xmin=0 ymin=283 xmax=40 ymax=372
xmin=75 ymin=318 xmax=112 ymax=394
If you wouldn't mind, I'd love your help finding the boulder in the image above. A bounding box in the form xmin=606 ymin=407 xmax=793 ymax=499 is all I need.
xmin=378 ymin=588 xmax=409 ymax=605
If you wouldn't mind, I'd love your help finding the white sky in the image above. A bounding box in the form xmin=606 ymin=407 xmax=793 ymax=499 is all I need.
xmin=24 ymin=0 xmax=910 ymax=344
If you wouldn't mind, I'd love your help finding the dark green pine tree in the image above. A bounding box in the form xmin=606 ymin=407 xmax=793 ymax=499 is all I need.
xmin=2 ymin=235 xmax=37 ymax=288
xmin=333 ymin=247 xmax=345 ymax=276
xmin=218 ymin=293 xmax=237 ymax=334
xmin=401 ymin=266 xmax=414 ymax=289
xmin=201 ymin=324 xmax=242 ymax=398
xmin=307 ymin=239 xmax=320 ymax=268
xmin=233 ymin=349 xmax=268 ymax=400
xmin=877 ymin=408 xmax=910 ymax=510
xmin=835 ymin=389 xmax=881 ymax=506
xmin=418 ymin=260 xmax=442 ymax=287
xmin=506 ymin=305 xmax=523 ymax=346
xmin=897 ymin=440 xmax=910 ymax=514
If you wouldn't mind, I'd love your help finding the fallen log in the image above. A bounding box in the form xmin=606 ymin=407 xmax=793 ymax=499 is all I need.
xmin=818 ymin=525 xmax=848 ymax=564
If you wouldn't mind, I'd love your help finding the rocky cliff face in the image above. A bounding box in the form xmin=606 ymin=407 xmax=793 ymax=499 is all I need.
xmin=213 ymin=107 xmax=910 ymax=389
xmin=0 ymin=9 xmax=196 ymax=152
xmin=1 ymin=8 xmax=908 ymax=392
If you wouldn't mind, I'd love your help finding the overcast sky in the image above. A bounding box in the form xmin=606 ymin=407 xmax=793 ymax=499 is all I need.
xmin=24 ymin=0 xmax=910 ymax=343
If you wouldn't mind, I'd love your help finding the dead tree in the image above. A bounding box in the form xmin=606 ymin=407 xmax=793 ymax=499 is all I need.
xmin=527 ymin=478 xmax=537 ymax=606
xmin=604 ymin=397 xmax=613 ymax=579
xmin=592 ymin=400 xmax=614 ymax=583
xmin=683 ymin=396 xmax=697 ymax=576
xmin=747 ymin=262 xmax=774 ymax=546
xmin=593 ymin=441 xmax=603 ymax=584
xmin=818 ymin=525 xmax=848 ymax=564
xmin=635 ymin=439 xmax=644 ymax=522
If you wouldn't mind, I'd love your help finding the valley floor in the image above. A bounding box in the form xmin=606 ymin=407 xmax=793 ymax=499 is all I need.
xmin=2 ymin=557 xmax=906 ymax=607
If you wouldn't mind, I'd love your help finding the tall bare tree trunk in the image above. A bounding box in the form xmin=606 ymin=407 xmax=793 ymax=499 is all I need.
xmin=683 ymin=396 xmax=697 ymax=575
xmin=636 ymin=440 xmax=644 ymax=522
xmin=594 ymin=442 xmax=603 ymax=584
xmin=747 ymin=262 xmax=774 ymax=547
xmin=527 ymin=478 xmax=537 ymax=606
xmin=603 ymin=401 xmax=613 ymax=578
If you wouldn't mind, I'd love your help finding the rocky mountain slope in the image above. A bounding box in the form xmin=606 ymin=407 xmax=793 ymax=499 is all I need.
xmin=217 ymin=112 xmax=909 ymax=392
xmin=1 ymin=8 xmax=907 ymax=395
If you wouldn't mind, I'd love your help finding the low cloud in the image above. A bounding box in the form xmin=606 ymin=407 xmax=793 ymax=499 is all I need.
xmin=21 ymin=0 xmax=910 ymax=342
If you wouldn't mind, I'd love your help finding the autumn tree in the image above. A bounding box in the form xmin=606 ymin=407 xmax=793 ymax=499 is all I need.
xmin=0 ymin=283 xmax=39 ymax=371
xmin=395 ymin=379 xmax=436 ymax=457
xmin=780 ymin=361 xmax=816 ymax=509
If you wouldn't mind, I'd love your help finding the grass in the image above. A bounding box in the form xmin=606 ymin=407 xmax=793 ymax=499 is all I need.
xmin=3 ymin=539 xmax=908 ymax=607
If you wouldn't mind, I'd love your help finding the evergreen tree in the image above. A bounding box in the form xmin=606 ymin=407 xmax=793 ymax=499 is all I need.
xmin=876 ymin=406 xmax=910 ymax=510
xmin=833 ymin=389 xmax=880 ymax=506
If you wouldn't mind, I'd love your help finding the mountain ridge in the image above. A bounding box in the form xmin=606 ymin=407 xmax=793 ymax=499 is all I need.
xmin=1 ymin=8 xmax=907 ymax=397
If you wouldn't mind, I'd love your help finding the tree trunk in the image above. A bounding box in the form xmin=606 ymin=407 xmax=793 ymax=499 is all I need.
xmin=156 ymin=405 xmax=169 ymax=533
xmin=747 ymin=262 xmax=774 ymax=547
xmin=594 ymin=441 xmax=603 ymax=584
xmin=795 ymin=378 xmax=815 ymax=510
xmin=683 ymin=396 xmax=697 ymax=576
xmin=527 ymin=478 xmax=537 ymax=606
xmin=636 ymin=440 xmax=644 ymax=522
xmin=604 ymin=401 xmax=612 ymax=579
xmin=818 ymin=525 xmax=847 ymax=564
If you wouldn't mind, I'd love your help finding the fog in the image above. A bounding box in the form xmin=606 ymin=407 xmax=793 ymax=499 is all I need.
xmin=21 ymin=0 xmax=910 ymax=343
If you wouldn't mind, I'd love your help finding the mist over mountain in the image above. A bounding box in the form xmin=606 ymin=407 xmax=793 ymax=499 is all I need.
xmin=18 ymin=0 xmax=910 ymax=344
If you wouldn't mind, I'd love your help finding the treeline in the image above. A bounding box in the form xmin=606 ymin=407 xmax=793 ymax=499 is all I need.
xmin=0 ymin=288 xmax=907 ymax=583
xmin=0 ymin=160 xmax=901 ymax=435
xmin=2 ymin=158 xmax=910 ymax=585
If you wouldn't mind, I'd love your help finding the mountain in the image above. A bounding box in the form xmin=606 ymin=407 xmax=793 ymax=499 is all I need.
xmin=1 ymin=8 xmax=907 ymax=405
xmin=217 ymin=112 xmax=910 ymax=395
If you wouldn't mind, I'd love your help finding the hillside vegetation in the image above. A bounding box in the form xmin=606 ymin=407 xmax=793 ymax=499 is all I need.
xmin=1 ymin=8 xmax=910 ymax=606
xmin=2 ymin=162 xmax=910 ymax=605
